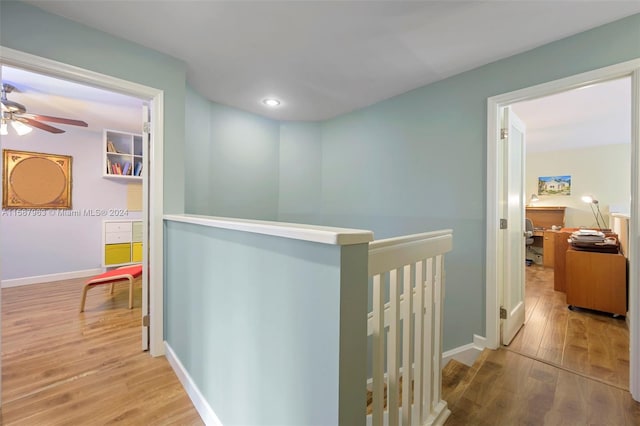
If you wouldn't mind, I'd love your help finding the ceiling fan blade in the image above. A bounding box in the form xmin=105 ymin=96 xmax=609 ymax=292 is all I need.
xmin=16 ymin=117 xmax=65 ymax=134
xmin=27 ymin=114 xmax=88 ymax=127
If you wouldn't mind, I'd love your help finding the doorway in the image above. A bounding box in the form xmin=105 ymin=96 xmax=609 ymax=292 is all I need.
xmin=508 ymin=77 xmax=632 ymax=388
xmin=485 ymin=59 xmax=640 ymax=401
xmin=0 ymin=46 xmax=166 ymax=407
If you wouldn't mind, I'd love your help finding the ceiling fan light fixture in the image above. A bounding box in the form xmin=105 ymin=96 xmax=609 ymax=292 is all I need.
xmin=0 ymin=120 xmax=7 ymax=136
xmin=11 ymin=119 xmax=33 ymax=136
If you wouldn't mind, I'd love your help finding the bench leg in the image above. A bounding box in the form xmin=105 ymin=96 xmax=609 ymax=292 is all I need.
xmin=128 ymin=277 xmax=133 ymax=309
xmin=80 ymin=283 xmax=90 ymax=313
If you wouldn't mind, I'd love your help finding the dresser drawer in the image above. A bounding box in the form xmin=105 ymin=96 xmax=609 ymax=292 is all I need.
xmin=105 ymin=243 xmax=131 ymax=265
xmin=105 ymin=231 xmax=131 ymax=244
xmin=105 ymin=222 xmax=132 ymax=233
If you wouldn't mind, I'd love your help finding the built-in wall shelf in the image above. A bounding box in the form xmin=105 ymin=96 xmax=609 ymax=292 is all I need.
xmin=104 ymin=129 xmax=143 ymax=179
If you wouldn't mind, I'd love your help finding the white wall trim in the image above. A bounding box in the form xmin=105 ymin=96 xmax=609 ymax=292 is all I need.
xmin=486 ymin=58 xmax=640 ymax=399
xmin=1 ymin=268 xmax=104 ymax=288
xmin=148 ymin=91 xmax=165 ymax=357
xmin=163 ymin=214 xmax=374 ymax=246
xmin=442 ymin=335 xmax=487 ymax=368
xmin=164 ymin=342 xmax=223 ymax=426
xmin=0 ymin=46 xmax=165 ymax=357
xmin=473 ymin=334 xmax=488 ymax=349
xmin=629 ymin=67 xmax=640 ymax=401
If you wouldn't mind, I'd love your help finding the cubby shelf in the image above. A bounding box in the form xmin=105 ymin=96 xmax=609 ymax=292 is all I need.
xmin=104 ymin=129 xmax=143 ymax=179
xmin=103 ymin=220 xmax=143 ymax=267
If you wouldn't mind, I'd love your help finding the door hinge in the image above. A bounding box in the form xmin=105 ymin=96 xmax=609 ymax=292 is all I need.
xmin=143 ymin=122 xmax=151 ymax=133
xmin=500 ymin=307 xmax=507 ymax=319
xmin=500 ymin=128 xmax=508 ymax=139
xmin=500 ymin=218 xmax=508 ymax=229
xmin=142 ymin=315 xmax=150 ymax=327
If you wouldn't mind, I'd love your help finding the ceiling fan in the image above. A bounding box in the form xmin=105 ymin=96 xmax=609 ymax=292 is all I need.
xmin=1 ymin=83 xmax=88 ymax=135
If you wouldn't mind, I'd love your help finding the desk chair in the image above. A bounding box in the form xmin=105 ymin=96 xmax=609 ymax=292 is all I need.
xmin=525 ymin=218 xmax=534 ymax=266
xmin=80 ymin=264 xmax=143 ymax=312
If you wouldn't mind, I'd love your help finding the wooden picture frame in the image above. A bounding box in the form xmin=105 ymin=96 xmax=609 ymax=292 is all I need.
xmin=2 ymin=149 xmax=72 ymax=209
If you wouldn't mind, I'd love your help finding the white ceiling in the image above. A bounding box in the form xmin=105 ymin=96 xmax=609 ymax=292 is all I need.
xmin=23 ymin=0 xmax=640 ymax=121
xmin=2 ymin=0 xmax=640 ymax=145
xmin=512 ymin=77 xmax=632 ymax=152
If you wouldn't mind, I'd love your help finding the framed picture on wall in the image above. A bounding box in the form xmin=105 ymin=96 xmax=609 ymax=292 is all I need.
xmin=538 ymin=175 xmax=571 ymax=196
xmin=2 ymin=149 xmax=72 ymax=209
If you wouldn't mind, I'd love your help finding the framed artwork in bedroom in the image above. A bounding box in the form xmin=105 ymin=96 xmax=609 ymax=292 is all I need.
xmin=2 ymin=149 xmax=72 ymax=209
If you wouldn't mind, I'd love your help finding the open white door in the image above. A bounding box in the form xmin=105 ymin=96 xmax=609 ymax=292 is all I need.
xmin=141 ymin=103 xmax=150 ymax=351
xmin=500 ymin=107 xmax=527 ymax=345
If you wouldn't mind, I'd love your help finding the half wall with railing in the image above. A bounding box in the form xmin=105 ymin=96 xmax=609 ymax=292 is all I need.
xmin=163 ymin=214 xmax=452 ymax=425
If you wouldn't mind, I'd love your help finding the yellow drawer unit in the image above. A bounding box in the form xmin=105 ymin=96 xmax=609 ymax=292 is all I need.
xmin=105 ymin=243 xmax=132 ymax=265
xmin=132 ymin=242 xmax=143 ymax=262
xmin=103 ymin=219 xmax=143 ymax=267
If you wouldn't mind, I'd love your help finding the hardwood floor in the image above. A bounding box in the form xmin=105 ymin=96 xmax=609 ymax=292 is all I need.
xmin=444 ymin=264 xmax=640 ymax=425
xmin=445 ymin=348 xmax=640 ymax=425
xmin=1 ymin=277 xmax=203 ymax=425
xmin=5 ymin=269 xmax=635 ymax=425
xmin=509 ymin=264 xmax=629 ymax=389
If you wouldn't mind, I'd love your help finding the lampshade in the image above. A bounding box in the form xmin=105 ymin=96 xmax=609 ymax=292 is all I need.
xmin=10 ymin=120 xmax=32 ymax=136
xmin=581 ymin=195 xmax=596 ymax=204
xmin=530 ymin=194 xmax=539 ymax=202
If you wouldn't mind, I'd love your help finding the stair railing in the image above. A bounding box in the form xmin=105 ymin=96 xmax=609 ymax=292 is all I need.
xmin=368 ymin=229 xmax=453 ymax=426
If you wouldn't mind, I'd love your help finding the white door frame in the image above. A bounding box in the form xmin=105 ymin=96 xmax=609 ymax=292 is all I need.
xmin=486 ymin=58 xmax=640 ymax=400
xmin=0 ymin=47 xmax=165 ymax=357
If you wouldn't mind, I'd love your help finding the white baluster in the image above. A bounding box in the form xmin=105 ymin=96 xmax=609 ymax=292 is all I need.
xmin=372 ymin=273 xmax=385 ymax=426
xmin=413 ymin=260 xmax=424 ymax=423
xmin=423 ymin=257 xmax=434 ymax=419
xmin=388 ymin=268 xmax=401 ymax=426
xmin=401 ymin=264 xmax=413 ymax=425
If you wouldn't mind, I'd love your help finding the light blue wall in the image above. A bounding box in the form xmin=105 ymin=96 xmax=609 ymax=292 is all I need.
xmin=182 ymin=14 xmax=640 ymax=352
xmin=164 ymin=220 xmax=368 ymax=425
xmin=0 ymin=0 xmax=187 ymax=213
xmin=208 ymin=103 xmax=280 ymax=220
xmin=184 ymin=89 xmax=281 ymax=220
xmin=185 ymin=86 xmax=212 ymax=214
xmin=277 ymin=13 xmax=640 ymax=349
xmin=278 ymin=122 xmax=322 ymax=223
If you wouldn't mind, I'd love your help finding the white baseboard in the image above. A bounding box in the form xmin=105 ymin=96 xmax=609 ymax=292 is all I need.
xmin=1 ymin=268 xmax=104 ymax=288
xmin=164 ymin=342 xmax=223 ymax=426
xmin=473 ymin=334 xmax=488 ymax=349
xmin=442 ymin=334 xmax=487 ymax=367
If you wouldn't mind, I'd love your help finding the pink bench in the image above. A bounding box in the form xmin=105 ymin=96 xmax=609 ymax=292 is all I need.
xmin=80 ymin=265 xmax=143 ymax=312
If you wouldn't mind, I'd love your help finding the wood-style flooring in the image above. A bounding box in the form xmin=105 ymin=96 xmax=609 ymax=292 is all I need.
xmin=1 ymin=277 xmax=203 ymax=425
xmin=4 ymin=269 xmax=637 ymax=425
xmin=444 ymin=263 xmax=640 ymax=425
xmin=509 ymin=264 xmax=629 ymax=389
xmin=445 ymin=348 xmax=640 ymax=425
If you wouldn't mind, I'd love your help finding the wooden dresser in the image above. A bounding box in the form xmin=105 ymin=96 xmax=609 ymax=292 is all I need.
xmin=565 ymin=248 xmax=627 ymax=316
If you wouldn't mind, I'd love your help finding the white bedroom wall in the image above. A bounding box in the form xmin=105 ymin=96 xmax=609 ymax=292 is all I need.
xmin=1 ymin=127 xmax=142 ymax=283
xmin=526 ymin=143 xmax=630 ymax=228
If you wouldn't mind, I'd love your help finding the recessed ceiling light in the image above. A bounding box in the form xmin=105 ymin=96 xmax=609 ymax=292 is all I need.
xmin=262 ymin=98 xmax=280 ymax=107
